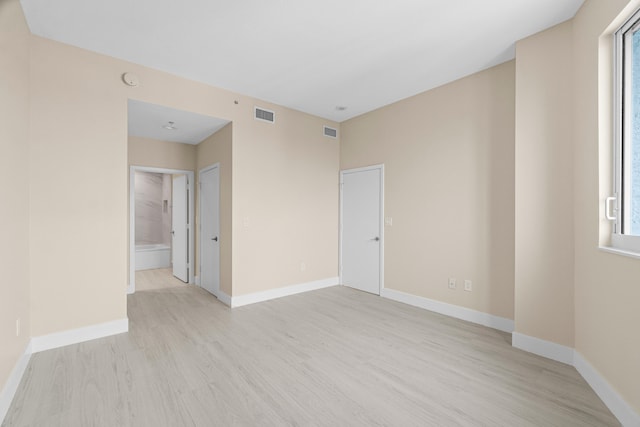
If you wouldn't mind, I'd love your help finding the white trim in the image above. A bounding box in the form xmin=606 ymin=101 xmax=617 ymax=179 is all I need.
xmin=339 ymin=164 xmax=385 ymax=295
xmin=129 ymin=166 xmax=195 ymax=294
xmin=574 ymin=352 xmax=640 ymax=427
xmin=610 ymin=234 xmax=640 ymax=255
xmin=31 ymin=318 xmax=129 ymax=353
xmin=1 ymin=320 xmax=128 ymax=424
xmin=195 ymin=275 xmax=200 ymax=286
xmin=379 ymin=285 xmax=636 ymax=426
xmin=231 ymin=277 xmax=339 ymax=308
xmin=511 ymin=334 xmax=640 ymax=426
xmin=0 ymin=342 xmax=32 ymax=424
xmin=611 ymin=11 xmax=640 ymax=253
xmin=599 ymin=245 xmax=640 ymax=260
xmin=380 ymin=165 xmax=385 ymax=296
xmin=381 ymin=288 xmax=514 ymax=333
xmin=511 ymin=332 xmax=574 ymax=365
xmin=214 ymin=290 xmax=232 ymax=307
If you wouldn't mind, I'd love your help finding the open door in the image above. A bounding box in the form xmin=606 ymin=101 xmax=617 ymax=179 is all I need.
xmin=172 ymin=174 xmax=189 ymax=282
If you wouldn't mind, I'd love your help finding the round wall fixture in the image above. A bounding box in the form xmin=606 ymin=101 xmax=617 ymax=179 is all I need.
xmin=122 ymin=72 xmax=139 ymax=87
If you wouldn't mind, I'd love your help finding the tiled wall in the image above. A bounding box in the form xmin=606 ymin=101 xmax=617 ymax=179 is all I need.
xmin=135 ymin=171 xmax=171 ymax=246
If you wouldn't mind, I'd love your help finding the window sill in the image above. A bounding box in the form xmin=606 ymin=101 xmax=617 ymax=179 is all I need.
xmin=599 ymin=246 xmax=640 ymax=260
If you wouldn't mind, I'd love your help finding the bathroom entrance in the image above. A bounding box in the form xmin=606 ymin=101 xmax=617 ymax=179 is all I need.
xmin=128 ymin=166 xmax=195 ymax=294
xmin=126 ymin=98 xmax=230 ymax=296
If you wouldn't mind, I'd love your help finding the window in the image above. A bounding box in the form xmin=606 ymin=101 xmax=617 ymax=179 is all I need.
xmin=611 ymin=10 xmax=640 ymax=253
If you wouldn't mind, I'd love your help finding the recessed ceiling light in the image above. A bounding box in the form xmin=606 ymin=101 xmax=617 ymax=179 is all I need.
xmin=163 ymin=121 xmax=177 ymax=130
xmin=335 ymin=106 xmax=347 ymax=111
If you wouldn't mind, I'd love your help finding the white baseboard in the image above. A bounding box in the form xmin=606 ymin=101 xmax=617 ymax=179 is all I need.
xmin=195 ymin=276 xmax=200 ymax=286
xmin=0 ymin=341 xmax=32 ymax=424
xmin=231 ymin=277 xmax=339 ymax=308
xmin=381 ymin=288 xmax=514 ymax=333
xmin=574 ymin=352 xmax=640 ymax=427
xmin=380 ymin=288 xmax=638 ymax=426
xmin=513 ymin=334 xmax=639 ymax=426
xmin=214 ymin=290 xmax=232 ymax=307
xmin=511 ymin=332 xmax=574 ymax=365
xmin=1 ymin=319 xmax=129 ymax=424
xmin=31 ymin=318 xmax=129 ymax=353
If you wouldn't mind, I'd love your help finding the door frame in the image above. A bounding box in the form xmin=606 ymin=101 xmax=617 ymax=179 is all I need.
xmin=339 ymin=164 xmax=385 ymax=295
xmin=129 ymin=166 xmax=195 ymax=294
xmin=198 ymin=163 xmax=221 ymax=297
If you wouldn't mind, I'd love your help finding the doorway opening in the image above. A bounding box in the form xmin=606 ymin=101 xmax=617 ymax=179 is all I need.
xmin=129 ymin=166 xmax=195 ymax=294
xmin=126 ymin=98 xmax=231 ymax=297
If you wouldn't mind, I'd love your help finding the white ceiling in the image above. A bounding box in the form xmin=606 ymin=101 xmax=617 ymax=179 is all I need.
xmin=21 ymin=0 xmax=584 ymax=122
xmin=128 ymin=100 xmax=229 ymax=144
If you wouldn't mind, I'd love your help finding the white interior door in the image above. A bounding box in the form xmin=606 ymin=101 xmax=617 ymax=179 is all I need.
xmin=200 ymin=166 xmax=220 ymax=296
xmin=341 ymin=166 xmax=383 ymax=295
xmin=172 ymin=174 xmax=189 ymax=282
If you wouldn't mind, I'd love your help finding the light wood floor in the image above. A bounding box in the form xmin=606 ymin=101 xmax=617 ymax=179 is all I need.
xmin=3 ymin=285 xmax=619 ymax=426
xmin=135 ymin=268 xmax=188 ymax=292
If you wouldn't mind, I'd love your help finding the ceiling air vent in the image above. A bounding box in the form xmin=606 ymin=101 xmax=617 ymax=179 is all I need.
xmin=254 ymin=106 xmax=275 ymax=123
xmin=323 ymin=126 xmax=338 ymax=138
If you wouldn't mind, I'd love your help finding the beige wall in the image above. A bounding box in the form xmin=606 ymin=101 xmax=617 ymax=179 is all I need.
xmin=196 ymin=123 xmax=233 ymax=296
xmin=232 ymin=108 xmax=340 ymax=295
xmin=128 ymin=136 xmax=196 ymax=171
xmin=341 ymin=61 xmax=516 ymax=320
xmin=513 ymin=0 xmax=640 ymax=413
xmin=514 ymin=21 xmax=575 ymax=347
xmin=573 ymin=0 xmax=640 ymax=414
xmin=29 ymin=37 xmax=129 ymax=336
xmin=0 ymin=0 xmax=31 ymax=394
xmin=28 ymin=33 xmax=339 ymax=336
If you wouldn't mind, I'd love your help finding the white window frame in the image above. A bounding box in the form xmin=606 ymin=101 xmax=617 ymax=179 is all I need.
xmin=610 ymin=9 xmax=640 ymax=254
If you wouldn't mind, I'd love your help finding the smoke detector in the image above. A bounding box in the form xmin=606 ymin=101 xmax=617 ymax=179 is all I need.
xmin=122 ymin=72 xmax=139 ymax=87
xmin=163 ymin=121 xmax=177 ymax=130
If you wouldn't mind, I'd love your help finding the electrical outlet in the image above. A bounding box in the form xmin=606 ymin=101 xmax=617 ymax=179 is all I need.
xmin=16 ymin=318 xmax=20 ymax=337
xmin=464 ymin=280 xmax=472 ymax=291
xmin=300 ymin=262 xmax=306 ymax=272
xmin=448 ymin=278 xmax=456 ymax=289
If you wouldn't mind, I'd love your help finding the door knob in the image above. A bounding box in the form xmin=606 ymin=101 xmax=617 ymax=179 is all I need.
xmin=211 ymin=236 xmax=218 ymax=241
xmin=371 ymin=237 xmax=380 ymax=241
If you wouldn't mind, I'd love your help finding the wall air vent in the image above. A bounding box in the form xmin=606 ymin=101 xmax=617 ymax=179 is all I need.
xmin=323 ymin=126 xmax=338 ymax=138
xmin=254 ymin=106 xmax=275 ymax=123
